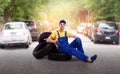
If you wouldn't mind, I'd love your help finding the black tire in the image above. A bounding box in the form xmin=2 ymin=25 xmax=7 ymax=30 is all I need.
xmin=0 ymin=44 xmax=5 ymax=49
xmin=48 ymin=52 xmax=72 ymax=61
xmin=24 ymin=43 xmax=29 ymax=48
xmin=48 ymin=43 xmax=72 ymax=61
xmin=38 ymin=32 xmax=51 ymax=43
xmin=49 ymin=43 xmax=58 ymax=53
xmin=115 ymin=41 xmax=119 ymax=45
xmin=33 ymin=42 xmax=53 ymax=59
xmin=93 ymin=39 xmax=98 ymax=44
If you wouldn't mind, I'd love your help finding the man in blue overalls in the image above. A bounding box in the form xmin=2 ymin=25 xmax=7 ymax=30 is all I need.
xmin=47 ymin=19 xmax=97 ymax=63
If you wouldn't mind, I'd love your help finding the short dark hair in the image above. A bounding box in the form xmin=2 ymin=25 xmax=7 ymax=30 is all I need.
xmin=59 ymin=19 xmax=66 ymax=24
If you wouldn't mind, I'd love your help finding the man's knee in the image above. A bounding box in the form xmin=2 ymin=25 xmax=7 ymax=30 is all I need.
xmin=75 ymin=37 xmax=81 ymax=42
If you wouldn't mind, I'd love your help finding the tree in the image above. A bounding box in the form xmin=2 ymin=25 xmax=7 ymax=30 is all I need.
xmin=0 ymin=0 xmax=49 ymax=22
xmin=0 ymin=0 xmax=11 ymax=22
xmin=83 ymin=0 xmax=120 ymax=21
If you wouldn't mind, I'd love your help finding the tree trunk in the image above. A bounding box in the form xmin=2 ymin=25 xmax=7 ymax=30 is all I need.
xmin=3 ymin=6 xmax=10 ymax=23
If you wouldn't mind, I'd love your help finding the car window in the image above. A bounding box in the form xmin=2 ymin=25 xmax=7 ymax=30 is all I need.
xmin=98 ymin=23 xmax=117 ymax=29
xmin=4 ymin=23 xmax=23 ymax=30
xmin=23 ymin=21 xmax=35 ymax=30
xmin=24 ymin=21 xmax=34 ymax=27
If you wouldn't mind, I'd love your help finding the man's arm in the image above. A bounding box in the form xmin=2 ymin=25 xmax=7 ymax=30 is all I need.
xmin=70 ymin=33 xmax=78 ymax=38
xmin=46 ymin=36 xmax=56 ymax=43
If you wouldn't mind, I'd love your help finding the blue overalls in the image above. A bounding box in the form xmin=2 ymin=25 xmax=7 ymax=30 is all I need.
xmin=56 ymin=31 xmax=89 ymax=62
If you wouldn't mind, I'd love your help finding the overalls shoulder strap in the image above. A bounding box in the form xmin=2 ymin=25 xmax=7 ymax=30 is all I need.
xmin=57 ymin=31 xmax=60 ymax=37
xmin=57 ymin=31 xmax=67 ymax=37
xmin=65 ymin=31 xmax=67 ymax=37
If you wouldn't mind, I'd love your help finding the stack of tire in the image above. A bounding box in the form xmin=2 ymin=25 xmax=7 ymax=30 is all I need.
xmin=33 ymin=32 xmax=72 ymax=61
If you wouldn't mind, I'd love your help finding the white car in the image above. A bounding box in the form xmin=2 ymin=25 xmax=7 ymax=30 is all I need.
xmin=77 ymin=23 xmax=86 ymax=34
xmin=0 ymin=22 xmax=32 ymax=48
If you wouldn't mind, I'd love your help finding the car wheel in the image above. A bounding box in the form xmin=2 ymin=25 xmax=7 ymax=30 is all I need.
xmin=0 ymin=44 xmax=5 ymax=49
xmin=38 ymin=32 xmax=51 ymax=43
xmin=91 ymin=33 xmax=94 ymax=42
xmin=24 ymin=42 xmax=29 ymax=48
xmin=29 ymin=41 xmax=32 ymax=45
xmin=33 ymin=43 xmax=54 ymax=59
xmin=91 ymin=38 xmax=93 ymax=41
xmin=48 ymin=52 xmax=72 ymax=61
xmin=92 ymin=34 xmax=98 ymax=43
xmin=115 ymin=41 xmax=119 ymax=45
xmin=93 ymin=39 xmax=98 ymax=44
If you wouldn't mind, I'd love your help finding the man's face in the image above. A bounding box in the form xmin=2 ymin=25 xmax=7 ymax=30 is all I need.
xmin=59 ymin=23 xmax=66 ymax=30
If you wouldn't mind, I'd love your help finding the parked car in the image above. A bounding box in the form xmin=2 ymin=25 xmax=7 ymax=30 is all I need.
xmin=91 ymin=21 xmax=119 ymax=44
xmin=0 ymin=22 xmax=32 ymax=48
xmin=23 ymin=20 xmax=41 ymax=41
xmin=77 ymin=23 xmax=86 ymax=34
xmin=87 ymin=23 xmax=94 ymax=39
xmin=83 ymin=23 xmax=93 ymax=36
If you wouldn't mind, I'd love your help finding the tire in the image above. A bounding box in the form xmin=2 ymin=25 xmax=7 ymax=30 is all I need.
xmin=48 ymin=44 xmax=72 ymax=61
xmin=48 ymin=52 xmax=72 ymax=61
xmin=25 ymin=44 xmax=29 ymax=48
xmin=93 ymin=37 xmax=98 ymax=44
xmin=24 ymin=42 xmax=29 ymax=48
xmin=33 ymin=42 xmax=53 ymax=59
xmin=93 ymin=39 xmax=97 ymax=44
xmin=0 ymin=44 xmax=5 ymax=49
xmin=38 ymin=32 xmax=51 ymax=43
xmin=115 ymin=41 xmax=119 ymax=45
xmin=50 ymin=43 xmax=58 ymax=53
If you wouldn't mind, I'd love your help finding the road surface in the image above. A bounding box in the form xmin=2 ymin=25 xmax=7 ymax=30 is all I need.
xmin=0 ymin=30 xmax=120 ymax=74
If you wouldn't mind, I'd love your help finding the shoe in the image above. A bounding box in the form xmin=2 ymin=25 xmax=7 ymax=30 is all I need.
xmin=89 ymin=54 xmax=97 ymax=63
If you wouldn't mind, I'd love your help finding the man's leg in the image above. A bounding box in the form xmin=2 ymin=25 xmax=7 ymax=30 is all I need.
xmin=69 ymin=37 xmax=84 ymax=53
xmin=59 ymin=47 xmax=88 ymax=62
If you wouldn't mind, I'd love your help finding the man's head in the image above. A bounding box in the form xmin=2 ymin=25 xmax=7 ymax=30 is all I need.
xmin=59 ymin=19 xmax=66 ymax=24
xmin=59 ymin=19 xmax=66 ymax=31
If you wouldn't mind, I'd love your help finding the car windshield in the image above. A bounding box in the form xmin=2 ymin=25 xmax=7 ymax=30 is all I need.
xmin=24 ymin=21 xmax=34 ymax=27
xmin=23 ymin=21 xmax=35 ymax=30
xmin=4 ymin=23 xmax=23 ymax=30
xmin=98 ymin=23 xmax=117 ymax=29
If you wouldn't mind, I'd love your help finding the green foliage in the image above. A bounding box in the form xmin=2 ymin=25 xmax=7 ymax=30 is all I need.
xmin=1 ymin=0 xmax=120 ymax=22
xmin=0 ymin=0 xmax=11 ymax=13
xmin=83 ymin=0 xmax=120 ymax=21
xmin=0 ymin=0 xmax=49 ymax=22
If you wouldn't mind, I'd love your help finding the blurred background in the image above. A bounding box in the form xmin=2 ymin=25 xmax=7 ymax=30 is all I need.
xmin=0 ymin=0 xmax=120 ymax=31
xmin=0 ymin=0 xmax=120 ymax=74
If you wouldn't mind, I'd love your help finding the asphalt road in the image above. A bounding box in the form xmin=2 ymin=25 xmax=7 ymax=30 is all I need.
xmin=0 ymin=30 xmax=120 ymax=74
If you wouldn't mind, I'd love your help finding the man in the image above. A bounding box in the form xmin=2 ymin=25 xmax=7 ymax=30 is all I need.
xmin=46 ymin=19 xmax=97 ymax=63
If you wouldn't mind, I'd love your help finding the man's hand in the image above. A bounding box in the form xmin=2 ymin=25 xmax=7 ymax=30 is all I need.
xmin=46 ymin=36 xmax=56 ymax=44
xmin=55 ymin=41 xmax=61 ymax=46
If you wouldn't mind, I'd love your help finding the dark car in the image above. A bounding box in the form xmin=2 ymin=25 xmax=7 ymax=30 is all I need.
xmin=23 ymin=20 xmax=41 ymax=41
xmin=91 ymin=21 xmax=119 ymax=44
